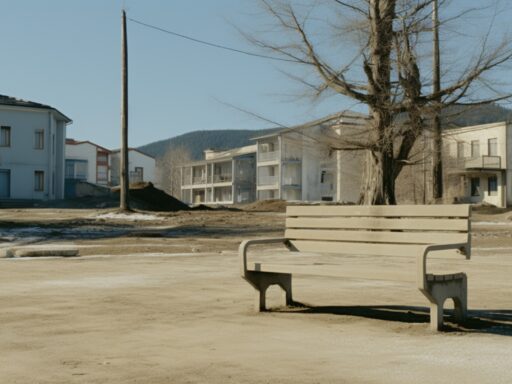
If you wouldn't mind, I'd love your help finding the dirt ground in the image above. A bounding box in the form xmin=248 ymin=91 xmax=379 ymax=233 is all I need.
xmin=0 ymin=208 xmax=511 ymax=383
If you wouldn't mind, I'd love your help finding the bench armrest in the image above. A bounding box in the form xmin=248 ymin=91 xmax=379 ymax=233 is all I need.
xmin=417 ymin=243 xmax=469 ymax=291
xmin=239 ymin=238 xmax=288 ymax=277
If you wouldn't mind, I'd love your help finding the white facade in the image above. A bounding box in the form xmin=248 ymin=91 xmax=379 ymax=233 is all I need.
xmin=110 ymin=149 xmax=156 ymax=186
xmin=444 ymin=121 xmax=511 ymax=207
xmin=65 ymin=140 xmax=110 ymax=185
xmin=181 ymin=145 xmax=257 ymax=205
xmin=255 ymin=114 xmax=363 ymax=203
xmin=0 ymin=100 xmax=71 ymax=200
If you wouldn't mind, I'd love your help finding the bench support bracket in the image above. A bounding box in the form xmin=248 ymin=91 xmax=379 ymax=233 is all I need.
xmin=421 ymin=274 xmax=467 ymax=331
xmin=244 ymin=271 xmax=293 ymax=312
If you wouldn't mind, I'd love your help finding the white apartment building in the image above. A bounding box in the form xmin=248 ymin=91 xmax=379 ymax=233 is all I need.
xmin=110 ymin=148 xmax=156 ymax=186
xmin=65 ymin=139 xmax=111 ymax=186
xmin=181 ymin=145 xmax=256 ymax=205
xmin=254 ymin=113 xmax=364 ymax=203
xmin=444 ymin=121 xmax=512 ymax=207
xmin=0 ymin=95 xmax=71 ymax=200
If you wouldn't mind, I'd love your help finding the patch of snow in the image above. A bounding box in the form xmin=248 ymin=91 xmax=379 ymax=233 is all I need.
xmin=96 ymin=213 xmax=161 ymax=221
xmin=472 ymin=221 xmax=512 ymax=226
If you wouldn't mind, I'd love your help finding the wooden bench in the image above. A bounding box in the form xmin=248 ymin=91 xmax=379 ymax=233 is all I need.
xmin=239 ymin=204 xmax=471 ymax=331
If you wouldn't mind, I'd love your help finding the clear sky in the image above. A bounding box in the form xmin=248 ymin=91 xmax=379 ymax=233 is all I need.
xmin=0 ymin=0 xmax=511 ymax=149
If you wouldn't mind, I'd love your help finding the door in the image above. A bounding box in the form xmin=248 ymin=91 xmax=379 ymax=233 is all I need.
xmin=0 ymin=170 xmax=10 ymax=198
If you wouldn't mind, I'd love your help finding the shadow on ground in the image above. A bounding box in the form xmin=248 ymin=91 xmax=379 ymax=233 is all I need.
xmin=276 ymin=304 xmax=512 ymax=336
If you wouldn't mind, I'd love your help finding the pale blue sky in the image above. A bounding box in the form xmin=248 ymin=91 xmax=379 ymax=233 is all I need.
xmin=0 ymin=0 xmax=511 ymax=149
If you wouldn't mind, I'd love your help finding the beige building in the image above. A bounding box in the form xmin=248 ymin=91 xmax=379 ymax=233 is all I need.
xmin=443 ymin=121 xmax=511 ymax=208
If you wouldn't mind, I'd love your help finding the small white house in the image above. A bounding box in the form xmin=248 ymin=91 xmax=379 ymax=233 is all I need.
xmin=444 ymin=121 xmax=511 ymax=207
xmin=65 ymin=139 xmax=111 ymax=186
xmin=0 ymin=95 xmax=72 ymax=200
xmin=110 ymin=148 xmax=156 ymax=186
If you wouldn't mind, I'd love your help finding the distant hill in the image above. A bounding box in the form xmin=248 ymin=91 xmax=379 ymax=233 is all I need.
xmin=442 ymin=104 xmax=512 ymax=127
xmin=138 ymin=104 xmax=512 ymax=160
xmin=138 ymin=128 xmax=281 ymax=160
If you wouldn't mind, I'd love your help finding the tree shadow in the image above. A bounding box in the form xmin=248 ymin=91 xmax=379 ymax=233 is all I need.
xmin=276 ymin=304 xmax=512 ymax=336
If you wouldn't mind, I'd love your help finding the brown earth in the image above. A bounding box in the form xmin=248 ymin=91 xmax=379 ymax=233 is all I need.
xmin=0 ymin=208 xmax=511 ymax=383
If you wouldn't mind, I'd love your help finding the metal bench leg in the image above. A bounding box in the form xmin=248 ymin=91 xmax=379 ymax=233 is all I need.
xmin=421 ymin=274 xmax=468 ymax=331
xmin=244 ymin=271 xmax=292 ymax=312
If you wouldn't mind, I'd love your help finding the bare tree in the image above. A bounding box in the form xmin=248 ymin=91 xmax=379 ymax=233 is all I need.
xmin=247 ymin=0 xmax=512 ymax=204
xmin=157 ymin=145 xmax=192 ymax=198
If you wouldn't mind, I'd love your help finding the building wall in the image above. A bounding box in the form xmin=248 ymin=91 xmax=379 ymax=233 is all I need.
xmin=0 ymin=106 xmax=67 ymax=200
xmin=110 ymin=150 xmax=156 ymax=186
xmin=65 ymin=142 xmax=98 ymax=184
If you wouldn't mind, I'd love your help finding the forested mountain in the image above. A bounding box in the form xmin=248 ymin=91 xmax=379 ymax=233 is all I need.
xmin=138 ymin=128 xmax=280 ymax=160
xmin=138 ymin=104 xmax=512 ymax=160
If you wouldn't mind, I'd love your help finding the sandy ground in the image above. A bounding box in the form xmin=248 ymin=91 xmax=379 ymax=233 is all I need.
xmin=0 ymin=208 xmax=511 ymax=383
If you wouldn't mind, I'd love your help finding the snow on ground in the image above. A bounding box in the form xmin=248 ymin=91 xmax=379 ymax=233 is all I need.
xmin=96 ymin=212 xmax=161 ymax=221
xmin=472 ymin=221 xmax=512 ymax=226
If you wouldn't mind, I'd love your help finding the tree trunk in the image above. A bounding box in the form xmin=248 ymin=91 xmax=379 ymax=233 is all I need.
xmin=360 ymin=149 xmax=397 ymax=205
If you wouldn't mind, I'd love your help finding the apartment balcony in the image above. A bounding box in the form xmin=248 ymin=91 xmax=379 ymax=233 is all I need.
xmin=258 ymin=175 xmax=279 ymax=186
xmin=258 ymin=151 xmax=279 ymax=163
xmin=192 ymin=176 xmax=207 ymax=185
xmin=282 ymin=177 xmax=301 ymax=187
xmin=465 ymin=155 xmax=502 ymax=169
xmin=213 ymin=174 xmax=232 ymax=183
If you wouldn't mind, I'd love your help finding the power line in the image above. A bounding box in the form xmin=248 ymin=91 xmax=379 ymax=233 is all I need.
xmin=127 ymin=17 xmax=298 ymax=63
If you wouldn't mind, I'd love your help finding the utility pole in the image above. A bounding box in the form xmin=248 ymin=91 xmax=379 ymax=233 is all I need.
xmin=120 ymin=9 xmax=130 ymax=211
xmin=432 ymin=0 xmax=443 ymax=201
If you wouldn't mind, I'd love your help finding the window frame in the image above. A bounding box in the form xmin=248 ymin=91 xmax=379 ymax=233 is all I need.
xmin=470 ymin=177 xmax=480 ymax=197
xmin=0 ymin=126 xmax=11 ymax=147
xmin=34 ymin=170 xmax=45 ymax=192
xmin=470 ymin=140 xmax=480 ymax=158
xmin=34 ymin=129 xmax=44 ymax=150
xmin=488 ymin=138 xmax=498 ymax=156
xmin=488 ymin=175 xmax=498 ymax=196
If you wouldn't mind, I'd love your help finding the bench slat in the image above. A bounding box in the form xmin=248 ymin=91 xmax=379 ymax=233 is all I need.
xmin=285 ymin=229 xmax=468 ymax=245
xmin=287 ymin=204 xmax=470 ymax=218
xmin=288 ymin=240 xmax=465 ymax=257
xmin=249 ymin=262 xmax=416 ymax=282
xmin=286 ymin=217 xmax=468 ymax=232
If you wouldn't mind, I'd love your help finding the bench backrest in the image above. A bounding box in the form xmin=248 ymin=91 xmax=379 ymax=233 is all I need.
xmin=285 ymin=204 xmax=471 ymax=257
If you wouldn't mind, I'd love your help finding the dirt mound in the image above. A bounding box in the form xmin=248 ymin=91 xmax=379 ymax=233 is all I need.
xmin=241 ymin=199 xmax=287 ymax=212
xmin=113 ymin=183 xmax=190 ymax=212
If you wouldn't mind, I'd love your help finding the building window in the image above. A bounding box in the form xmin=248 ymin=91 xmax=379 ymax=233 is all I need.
xmin=470 ymin=177 xmax=480 ymax=197
xmin=321 ymin=170 xmax=326 ymax=183
xmin=34 ymin=171 xmax=44 ymax=192
xmin=0 ymin=126 xmax=11 ymax=147
xmin=488 ymin=138 xmax=498 ymax=156
xmin=471 ymin=140 xmax=480 ymax=158
xmin=97 ymin=165 xmax=108 ymax=182
xmin=488 ymin=175 xmax=498 ymax=196
xmin=34 ymin=130 xmax=44 ymax=149
xmin=457 ymin=142 xmax=465 ymax=159
xmin=97 ymin=151 xmax=108 ymax=164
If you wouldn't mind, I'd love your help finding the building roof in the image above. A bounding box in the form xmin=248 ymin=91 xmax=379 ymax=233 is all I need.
xmin=111 ymin=147 xmax=155 ymax=159
xmin=251 ymin=111 xmax=369 ymax=141
xmin=204 ymin=144 xmax=257 ymax=161
xmin=0 ymin=94 xmax=72 ymax=123
xmin=66 ymin=138 xmax=111 ymax=153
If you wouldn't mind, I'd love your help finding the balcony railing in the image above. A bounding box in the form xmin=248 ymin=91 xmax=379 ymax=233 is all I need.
xmin=258 ymin=151 xmax=279 ymax=162
xmin=213 ymin=174 xmax=232 ymax=183
xmin=282 ymin=177 xmax=301 ymax=186
xmin=258 ymin=175 xmax=279 ymax=186
xmin=192 ymin=176 xmax=207 ymax=184
xmin=465 ymin=155 xmax=501 ymax=169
